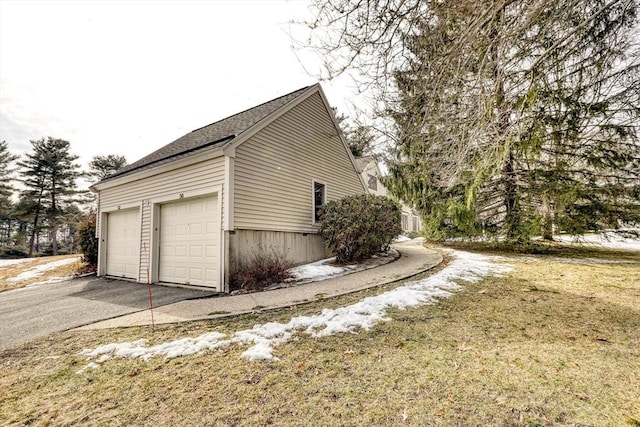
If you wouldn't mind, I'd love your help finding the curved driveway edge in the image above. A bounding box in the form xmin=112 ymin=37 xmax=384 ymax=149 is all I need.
xmin=0 ymin=278 xmax=217 ymax=351
xmin=79 ymin=240 xmax=443 ymax=330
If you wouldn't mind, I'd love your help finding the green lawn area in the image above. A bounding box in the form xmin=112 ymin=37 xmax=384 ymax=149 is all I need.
xmin=1 ymin=245 xmax=638 ymax=426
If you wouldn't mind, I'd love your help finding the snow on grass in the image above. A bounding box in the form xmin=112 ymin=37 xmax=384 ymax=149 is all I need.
xmin=0 ymin=258 xmax=33 ymax=268
xmin=79 ymin=250 xmax=513 ymax=370
xmin=554 ymin=230 xmax=640 ymax=251
xmin=7 ymin=256 xmax=81 ymax=282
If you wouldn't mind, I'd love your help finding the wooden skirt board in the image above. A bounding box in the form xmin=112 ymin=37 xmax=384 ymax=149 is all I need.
xmin=106 ymin=208 xmax=140 ymax=279
xmin=158 ymin=195 xmax=220 ymax=289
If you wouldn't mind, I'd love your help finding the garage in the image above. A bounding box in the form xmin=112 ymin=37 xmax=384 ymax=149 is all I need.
xmin=158 ymin=195 xmax=220 ymax=289
xmin=106 ymin=208 xmax=140 ymax=279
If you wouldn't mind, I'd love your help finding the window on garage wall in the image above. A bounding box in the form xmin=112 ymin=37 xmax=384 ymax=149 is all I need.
xmin=313 ymin=181 xmax=326 ymax=223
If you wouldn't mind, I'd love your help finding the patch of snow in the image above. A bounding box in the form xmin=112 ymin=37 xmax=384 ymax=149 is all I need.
xmin=0 ymin=258 xmax=33 ymax=268
xmin=270 ymin=250 xmax=398 ymax=290
xmin=555 ymin=230 xmax=640 ymax=251
xmin=6 ymin=257 xmax=80 ymax=282
xmin=241 ymin=341 xmax=281 ymax=361
xmin=80 ymin=332 xmax=229 ymax=362
xmin=96 ymin=354 xmax=110 ymax=363
xmin=519 ymin=256 xmax=628 ymax=265
xmin=75 ymin=361 xmax=101 ymax=374
xmin=288 ymin=257 xmax=354 ymax=282
xmin=80 ymin=250 xmax=512 ymax=371
xmin=394 ymin=235 xmax=412 ymax=243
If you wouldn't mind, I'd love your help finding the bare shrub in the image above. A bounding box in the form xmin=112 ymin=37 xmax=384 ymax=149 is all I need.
xmin=230 ymin=249 xmax=293 ymax=293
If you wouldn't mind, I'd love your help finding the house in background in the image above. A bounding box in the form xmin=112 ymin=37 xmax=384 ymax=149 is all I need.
xmin=354 ymin=156 xmax=422 ymax=234
xmin=91 ymin=84 xmax=366 ymax=292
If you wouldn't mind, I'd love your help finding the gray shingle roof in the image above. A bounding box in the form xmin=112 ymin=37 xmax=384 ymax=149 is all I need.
xmin=103 ymin=85 xmax=312 ymax=181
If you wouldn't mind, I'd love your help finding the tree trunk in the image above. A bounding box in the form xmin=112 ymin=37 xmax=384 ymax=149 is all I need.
xmin=28 ymin=202 xmax=41 ymax=257
xmin=50 ymin=218 xmax=58 ymax=255
xmin=502 ymin=151 xmax=520 ymax=241
xmin=490 ymin=5 xmax=520 ymax=241
xmin=50 ymin=179 xmax=58 ymax=256
xmin=540 ymin=195 xmax=554 ymax=240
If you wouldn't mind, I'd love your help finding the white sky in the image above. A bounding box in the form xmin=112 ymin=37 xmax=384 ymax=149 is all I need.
xmin=0 ymin=0 xmax=360 ymax=175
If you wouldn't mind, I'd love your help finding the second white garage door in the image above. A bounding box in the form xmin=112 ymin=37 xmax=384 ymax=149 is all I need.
xmin=159 ymin=195 xmax=220 ymax=289
xmin=106 ymin=208 xmax=140 ymax=279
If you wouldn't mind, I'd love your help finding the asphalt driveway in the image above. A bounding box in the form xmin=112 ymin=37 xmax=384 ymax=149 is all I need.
xmin=0 ymin=276 xmax=217 ymax=351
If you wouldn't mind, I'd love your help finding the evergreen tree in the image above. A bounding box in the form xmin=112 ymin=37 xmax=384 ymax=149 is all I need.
xmin=307 ymin=0 xmax=640 ymax=242
xmin=87 ymin=154 xmax=127 ymax=181
xmin=0 ymin=141 xmax=18 ymax=199
xmin=10 ymin=194 xmax=38 ymax=248
xmin=18 ymin=137 xmax=81 ymax=256
xmin=0 ymin=141 xmax=19 ymax=245
xmin=346 ymin=125 xmax=376 ymax=158
xmin=334 ymin=110 xmax=376 ymax=158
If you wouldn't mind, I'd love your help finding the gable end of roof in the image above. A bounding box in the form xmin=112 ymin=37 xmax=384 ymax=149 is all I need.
xmin=97 ymin=85 xmax=313 ymax=183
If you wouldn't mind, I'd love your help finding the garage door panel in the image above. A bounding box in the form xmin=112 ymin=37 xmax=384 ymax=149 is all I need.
xmin=159 ymin=195 xmax=219 ymax=288
xmin=106 ymin=209 xmax=139 ymax=279
xmin=189 ymin=269 xmax=202 ymax=280
xmin=205 ymin=245 xmax=217 ymax=257
xmin=205 ymin=268 xmax=217 ymax=280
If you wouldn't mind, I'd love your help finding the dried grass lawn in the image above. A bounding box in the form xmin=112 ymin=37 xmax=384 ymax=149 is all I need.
xmin=1 ymin=246 xmax=638 ymax=426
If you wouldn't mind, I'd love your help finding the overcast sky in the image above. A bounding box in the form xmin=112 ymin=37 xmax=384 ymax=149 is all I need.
xmin=0 ymin=0 xmax=360 ymax=175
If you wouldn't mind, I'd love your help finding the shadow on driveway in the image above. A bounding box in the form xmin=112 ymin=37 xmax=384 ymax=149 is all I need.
xmin=68 ymin=277 xmax=218 ymax=309
xmin=0 ymin=276 xmax=218 ymax=351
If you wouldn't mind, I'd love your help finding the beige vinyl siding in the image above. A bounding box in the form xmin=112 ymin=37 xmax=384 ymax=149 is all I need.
xmin=140 ymin=201 xmax=151 ymax=277
xmin=99 ymin=156 xmax=225 ymax=281
xmin=233 ymin=92 xmax=365 ymax=233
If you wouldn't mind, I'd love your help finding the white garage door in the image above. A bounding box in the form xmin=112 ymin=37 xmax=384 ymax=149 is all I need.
xmin=106 ymin=208 xmax=140 ymax=279
xmin=159 ymin=195 xmax=220 ymax=289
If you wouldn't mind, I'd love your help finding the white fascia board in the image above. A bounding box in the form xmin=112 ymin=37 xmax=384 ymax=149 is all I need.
xmin=316 ymin=86 xmax=369 ymax=194
xmin=91 ymin=147 xmax=224 ymax=192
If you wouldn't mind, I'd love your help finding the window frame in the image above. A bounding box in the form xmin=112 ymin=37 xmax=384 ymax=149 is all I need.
xmin=401 ymin=213 xmax=409 ymax=231
xmin=367 ymin=174 xmax=378 ymax=191
xmin=412 ymin=215 xmax=420 ymax=232
xmin=312 ymin=180 xmax=326 ymax=224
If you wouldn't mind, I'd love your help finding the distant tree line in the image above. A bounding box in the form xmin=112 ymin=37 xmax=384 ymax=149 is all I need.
xmin=0 ymin=138 xmax=126 ymax=258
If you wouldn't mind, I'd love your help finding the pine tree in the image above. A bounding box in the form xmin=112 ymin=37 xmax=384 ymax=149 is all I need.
xmin=334 ymin=111 xmax=375 ymax=158
xmin=307 ymin=0 xmax=640 ymax=242
xmin=18 ymin=137 xmax=81 ymax=256
xmin=0 ymin=141 xmax=19 ymax=245
xmin=0 ymin=141 xmax=18 ymax=199
xmin=87 ymin=154 xmax=127 ymax=182
xmin=11 ymin=194 xmax=40 ymax=248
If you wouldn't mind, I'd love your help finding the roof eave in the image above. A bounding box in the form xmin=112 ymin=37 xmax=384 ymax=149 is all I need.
xmin=92 ymin=145 xmax=225 ymax=192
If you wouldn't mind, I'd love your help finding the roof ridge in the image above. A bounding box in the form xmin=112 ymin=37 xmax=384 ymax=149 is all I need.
xmin=95 ymin=84 xmax=318 ymax=183
xmin=189 ymin=85 xmax=311 ymax=134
